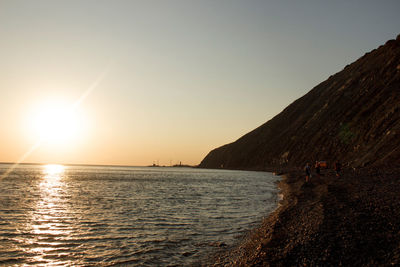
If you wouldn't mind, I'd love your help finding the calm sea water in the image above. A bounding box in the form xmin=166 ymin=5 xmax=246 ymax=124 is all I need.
xmin=0 ymin=164 xmax=280 ymax=266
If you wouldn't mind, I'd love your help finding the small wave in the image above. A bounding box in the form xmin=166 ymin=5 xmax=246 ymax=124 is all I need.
xmin=0 ymin=165 xmax=279 ymax=266
xmin=0 ymin=257 xmax=25 ymax=265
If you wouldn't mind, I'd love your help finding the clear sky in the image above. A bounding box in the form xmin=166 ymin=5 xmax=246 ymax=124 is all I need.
xmin=0 ymin=0 xmax=399 ymax=166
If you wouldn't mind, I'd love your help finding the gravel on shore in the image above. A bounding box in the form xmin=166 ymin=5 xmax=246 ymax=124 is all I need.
xmin=208 ymin=167 xmax=400 ymax=266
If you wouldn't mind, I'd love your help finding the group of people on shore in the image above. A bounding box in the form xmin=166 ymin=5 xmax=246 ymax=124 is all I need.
xmin=304 ymin=161 xmax=341 ymax=182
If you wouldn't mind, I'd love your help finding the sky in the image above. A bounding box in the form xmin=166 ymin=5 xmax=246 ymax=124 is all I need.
xmin=0 ymin=0 xmax=399 ymax=166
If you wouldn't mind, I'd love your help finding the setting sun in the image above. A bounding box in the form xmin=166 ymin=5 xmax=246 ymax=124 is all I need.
xmin=28 ymin=99 xmax=84 ymax=146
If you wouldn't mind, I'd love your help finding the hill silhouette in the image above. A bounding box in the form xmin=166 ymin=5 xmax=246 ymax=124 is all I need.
xmin=201 ymin=35 xmax=400 ymax=266
xmin=200 ymin=35 xmax=400 ymax=171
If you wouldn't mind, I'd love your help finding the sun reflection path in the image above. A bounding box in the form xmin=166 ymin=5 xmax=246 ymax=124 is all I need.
xmin=21 ymin=164 xmax=75 ymax=266
xmin=43 ymin=164 xmax=66 ymax=179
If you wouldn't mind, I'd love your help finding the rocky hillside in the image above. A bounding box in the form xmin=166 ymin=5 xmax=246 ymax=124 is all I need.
xmin=200 ymin=35 xmax=400 ymax=170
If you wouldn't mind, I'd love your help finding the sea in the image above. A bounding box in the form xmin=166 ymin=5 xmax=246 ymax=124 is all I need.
xmin=0 ymin=164 xmax=280 ymax=266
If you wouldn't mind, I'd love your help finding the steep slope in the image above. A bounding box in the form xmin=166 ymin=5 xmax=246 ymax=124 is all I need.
xmin=200 ymin=35 xmax=400 ymax=170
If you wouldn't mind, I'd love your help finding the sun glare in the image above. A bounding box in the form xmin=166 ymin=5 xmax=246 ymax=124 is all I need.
xmin=28 ymin=100 xmax=84 ymax=146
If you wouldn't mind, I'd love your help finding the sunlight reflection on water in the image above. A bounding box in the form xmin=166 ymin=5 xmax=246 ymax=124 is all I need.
xmin=22 ymin=165 xmax=72 ymax=266
xmin=0 ymin=164 xmax=280 ymax=266
xmin=43 ymin=164 xmax=65 ymax=179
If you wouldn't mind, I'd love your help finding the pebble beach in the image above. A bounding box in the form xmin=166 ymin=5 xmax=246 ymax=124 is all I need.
xmin=209 ymin=166 xmax=400 ymax=266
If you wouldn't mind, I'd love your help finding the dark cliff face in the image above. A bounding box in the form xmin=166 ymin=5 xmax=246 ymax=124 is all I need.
xmin=200 ymin=35 xmax=400 ymax=170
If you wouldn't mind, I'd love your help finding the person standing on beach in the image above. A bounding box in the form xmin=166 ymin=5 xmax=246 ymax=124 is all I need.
xmin=305 ymin=163 xmax=311 ymax=182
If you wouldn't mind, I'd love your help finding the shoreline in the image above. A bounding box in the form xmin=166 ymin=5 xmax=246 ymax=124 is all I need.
xmin=204 ymin=171 xmax=293 ymax=266
xmin=208 ymin=167 xmax=400 ymax=266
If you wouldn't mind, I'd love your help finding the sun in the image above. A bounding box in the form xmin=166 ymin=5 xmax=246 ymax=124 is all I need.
xmin=28 ymin=99 xmax=83 ymax=145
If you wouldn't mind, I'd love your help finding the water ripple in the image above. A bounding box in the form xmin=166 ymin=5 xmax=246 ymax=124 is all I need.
xmin=0 ymin=164 xmax=279 ymax=266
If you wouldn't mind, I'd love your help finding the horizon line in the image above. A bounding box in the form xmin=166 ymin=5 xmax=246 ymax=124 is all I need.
xmin=0 ymin=161 xmax=198 ymax=168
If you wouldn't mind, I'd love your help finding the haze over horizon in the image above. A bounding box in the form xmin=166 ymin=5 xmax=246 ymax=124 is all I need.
xmin=0 ymin=0 xmax=399 ymax=166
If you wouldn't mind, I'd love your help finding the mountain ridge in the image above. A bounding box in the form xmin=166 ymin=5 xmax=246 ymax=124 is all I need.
xmin=199 ymin=34 xmax=400 ymax=170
